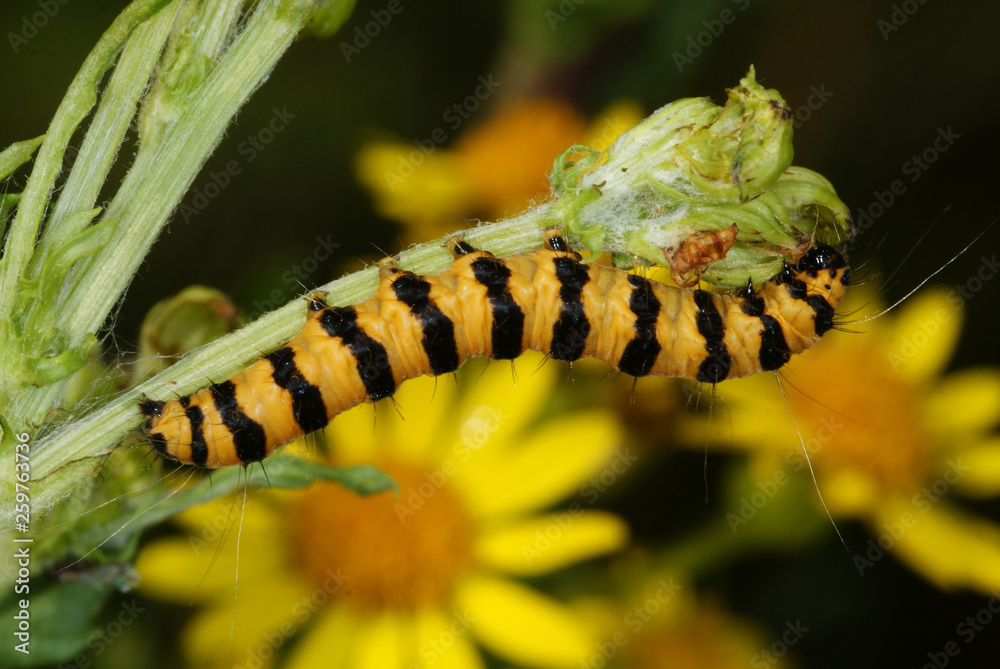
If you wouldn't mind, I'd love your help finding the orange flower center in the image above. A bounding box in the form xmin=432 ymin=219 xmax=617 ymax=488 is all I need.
xmin=288 ymin=461 xmax=475 ymax=612
xmin=457 ymin=99 xmax=586 ymax=217
xmin=789 ymin=340 xmax=930 ymax=492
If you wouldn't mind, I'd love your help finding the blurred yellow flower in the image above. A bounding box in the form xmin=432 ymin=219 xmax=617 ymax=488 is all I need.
xmin=355 ymin=98 xmax=644 ymax=242
xmin=578 ymin=565 xmax=792 ymax=669
xmin=695 ymin=285 xmax=1000 ymax=593
xmin=135 ymin=351 xmax=629 ymax=669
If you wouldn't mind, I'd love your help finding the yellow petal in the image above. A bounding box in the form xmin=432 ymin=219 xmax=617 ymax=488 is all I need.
xmin=584 ymin=99 xmax=645 ymax=151
xmin=822 ymin=469 xmax=880 ymax=518
xmin=713 ymin=372 xmax=774 ymax=405
xmin=456 ymin=99 xmax=584 ymax=216
xmin=953 ymin=438 xmax=1000 ymax=497
xmin=458 ymin=412 xmax=622 ymax=518
xmin=353 ymin=610 xmax=408 ymax=669
xmin=457 ymin=351 xmax=558 ymax=454
xmin=455 ymin=575 xmax=593 ymax=668
xmin=182 ymin=576 xmax=309 ymax=666
xmin=354 ymin=141 xmax=472 ymax=227
xmin=883 ymin=288 xmax=961 ymax=384
xmin=135 ymin=536 xmax=207 ymax=602
xmin=170 ymin=490 xmax=277 ymax=536
xmin=871 ymin=501 xmax=1000 ymax=593
xmin=286 ymin=604 xmax=359 ymax=669
xmin=925 ymin=368 xmax=1000 ymax=436
xmin=693 ymin=385 xmax=795 ymax=454
xmin=279 ymin=435 xmax=317 ymax=462
xmin=134 ymin=534 xmax=241 ymax=603
xmin=387 ymin=373 xmax=459 ymax=464
xmin=475 ymin=511 xmax=629 ymax=576
xmin=326 ymin=399 xmax=379 ymax=462
xmin=453 ymin=355 xmax=563 ymax=486
xmin=136 ymin=494 xmax=291 ymax=602
xmin=413 ymin=607 xmax=487 ymax=669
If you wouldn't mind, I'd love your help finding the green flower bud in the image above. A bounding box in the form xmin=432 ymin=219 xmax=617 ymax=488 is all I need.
xmin=548 ymin=68 xmax=851 ymax=288
xmin=769 ymin=166 xmax=852 ymax=247
xmin=134 ymin=286 xmax=241 ymax=381
xmin=300 ymin=0 xmax=357 ymax=39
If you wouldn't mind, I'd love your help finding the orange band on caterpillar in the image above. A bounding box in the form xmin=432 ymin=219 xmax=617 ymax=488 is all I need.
xmin=139 ymin=230 xmax=849 ymax=468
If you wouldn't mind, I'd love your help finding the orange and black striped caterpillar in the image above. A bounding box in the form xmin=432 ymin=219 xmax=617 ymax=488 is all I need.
xmin=140 ymin=229 xmax=850 ymax=468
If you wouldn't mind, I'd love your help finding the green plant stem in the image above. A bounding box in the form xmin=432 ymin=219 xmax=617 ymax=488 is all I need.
xmin=0 ymin=0 xmax=172 ymax=329
xmin=31 ymin=3 xmax=182 ymax=270
xmin=1 ymin=0 xmax=328 ymax=553
xmin=6 ymin=0 xmax=320 ymax=434
xmin=28 ymin=209 xmax=556 ymax=517
xmin=59 ymin=0 xmax=317 ymax=344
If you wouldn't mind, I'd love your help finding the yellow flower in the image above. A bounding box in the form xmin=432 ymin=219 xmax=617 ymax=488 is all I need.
xmin=693 ymin=285 xmax=1000 ymax=593
xmin=577 ymin=564 xmax=791 ymax=669
xmin=355 ymin=98 xmax=644 ymax=242
xmin=135 ymin=351 xmax=629 ymax=668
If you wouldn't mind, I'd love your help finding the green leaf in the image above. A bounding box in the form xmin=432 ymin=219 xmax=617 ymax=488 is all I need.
xmin=0 ymin=193 xmax=20 ymax=242
xmin=58 ymin=454 xmax=397 ymax=564
xmin=254 ymin=455 xmax=399 ymax=495
xmin=300 ymin=0 xmax=357 ymax=38
xmin=25 ymin=212 xmax=115 ymax=322
xmin=21 ymin=333 xmax=99 ymax=388
xmin=0 ymin=136 xmax=45 ymax=182
xmin=0 ymin=577 xmax=117 ymax=666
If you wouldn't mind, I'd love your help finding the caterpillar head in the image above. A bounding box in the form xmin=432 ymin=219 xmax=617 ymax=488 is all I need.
xmin=138 ymin=397 xmax=171 ymax=459
xmin=797 ymin=245 xmax=850 ymax=281
xmin=138 ymin=397 xmax=164 ymax=425
xmin=796 ymin=246 xmax=851 ymax=295
xmin=777 ymin=244 xmax=850 ymax=336
xmin=777 ymin=245 xmax=850 ymax=286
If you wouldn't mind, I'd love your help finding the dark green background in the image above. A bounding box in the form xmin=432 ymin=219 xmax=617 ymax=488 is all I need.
xmin=4 ymin=1 xmax=1000 ymax=668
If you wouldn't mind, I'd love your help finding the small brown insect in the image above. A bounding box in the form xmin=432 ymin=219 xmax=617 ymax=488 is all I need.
xmin=666 ymin=224 xmax=740 ymax=286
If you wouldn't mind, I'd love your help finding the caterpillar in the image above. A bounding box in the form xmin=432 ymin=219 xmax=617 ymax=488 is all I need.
xmin=139 ymin=229 xmax=850 ymax=468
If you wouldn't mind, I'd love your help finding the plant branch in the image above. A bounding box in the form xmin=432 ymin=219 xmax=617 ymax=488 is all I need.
xmin=28 ymin=209 xmax=556 ymax=517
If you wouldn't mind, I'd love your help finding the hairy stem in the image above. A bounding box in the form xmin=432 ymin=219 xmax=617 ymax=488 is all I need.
xmin=0 ymin=0 xmax=327 ymax=550
xmin=28 ymin=207 xmax=555 ymax=520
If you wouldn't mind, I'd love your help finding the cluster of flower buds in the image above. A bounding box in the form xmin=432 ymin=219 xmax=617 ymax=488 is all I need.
xmin=548 ymin=68 xmax=851 ymax=288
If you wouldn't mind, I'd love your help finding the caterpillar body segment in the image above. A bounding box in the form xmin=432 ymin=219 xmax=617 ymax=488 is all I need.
xmin=140 ymin=230 xmax=849 ymax=468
